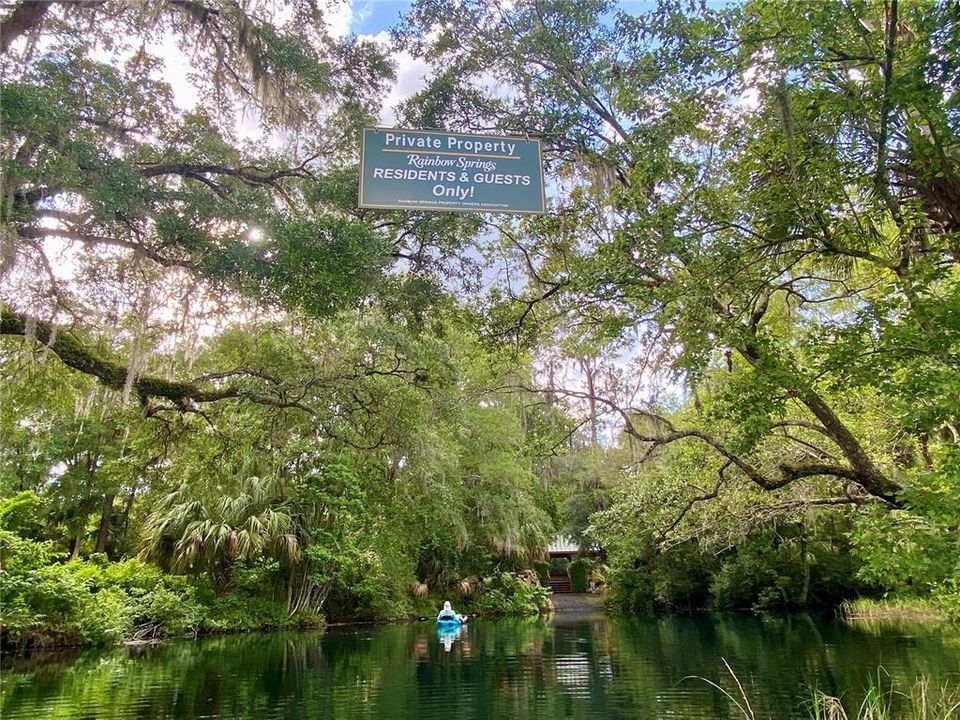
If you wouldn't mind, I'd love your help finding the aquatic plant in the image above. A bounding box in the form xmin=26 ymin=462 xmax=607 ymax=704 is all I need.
xmin=810 ymin=674 xmax=960 ymax=719
xmin=692 ymin=660 xmax=960 ymax=720
xmin=683 ymin=658 xmax=757 ymax=720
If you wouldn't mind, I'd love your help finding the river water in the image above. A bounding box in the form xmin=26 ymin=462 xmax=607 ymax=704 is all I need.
xmin=2 ymin=612 xmax=959 ymax=719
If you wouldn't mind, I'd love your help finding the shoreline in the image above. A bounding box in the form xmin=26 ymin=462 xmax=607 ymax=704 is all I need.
xmin=839 ymin=597 xmax=951 ymax=623
xmin=4 ymin=599 xmax=954 ymax=656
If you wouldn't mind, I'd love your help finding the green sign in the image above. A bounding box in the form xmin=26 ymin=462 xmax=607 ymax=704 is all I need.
xmin=359 ymin=127 xmax=545 ymax=214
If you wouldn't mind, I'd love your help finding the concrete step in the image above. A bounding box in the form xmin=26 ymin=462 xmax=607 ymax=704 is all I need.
xmin=550 ymin=592 xmax=604 ymax=614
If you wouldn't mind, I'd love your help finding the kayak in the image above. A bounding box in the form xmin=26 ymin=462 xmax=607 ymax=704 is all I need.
xmin=436 ymin=615 xmax=464 ymax=628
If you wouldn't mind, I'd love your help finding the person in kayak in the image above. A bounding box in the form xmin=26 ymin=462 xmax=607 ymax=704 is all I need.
xmin=437 ymin=600 xmax=466 ymax=622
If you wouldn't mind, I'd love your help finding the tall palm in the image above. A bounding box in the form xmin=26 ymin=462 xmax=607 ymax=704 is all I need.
xmin=141 ymin=477 xmax=300 ymax=594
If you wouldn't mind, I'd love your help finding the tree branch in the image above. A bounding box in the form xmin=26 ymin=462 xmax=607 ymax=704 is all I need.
xmin=0 ymin=1 xmax=54 ymax=55
xmin=17 ymin=226 xmax=201 ymax=271
xmin=658 ymin=460 xmax=730 ymax=542
xmin=140 ymin=162 xmax=312 ymax=188
xmin=528 ymin=383 xmax=903 ymax=505
xmin=0 ymin=308 xmax=315 ymax=413
xmin=754 ymin=495 xmax=886 ymax=516
xmin=769 ymin=420 xmax=833 ymax=437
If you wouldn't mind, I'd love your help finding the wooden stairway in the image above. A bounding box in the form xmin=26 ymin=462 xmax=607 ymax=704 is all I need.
xmin=547 ymin=571 xmax=572 ymax=593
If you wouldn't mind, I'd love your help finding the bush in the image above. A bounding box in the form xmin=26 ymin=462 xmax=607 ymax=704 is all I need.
xmin=101 ymin=558 xmax=166 ymax=592
xmin=323 ymin=546 xmax=413 ymax=621
xmin=77 ymin=587 xmax=131 ymax=644
xmin=202 ymin=594 xmax=322 ymax=633
xmin=0 ymin=491 xmax=44 ymax=539
xmin=411 ymin=593 xmax=445 ymax=619
xmin=933 ymin=578 xmax=960 ymax=622
xmin=604 ymin=565 xmax=655 ymax=614
xmin=0 ymin=532 xmax=218 ymax=647
xmin=1 ymin=534 xmax=87 ymax=646
xmin=603 ymin=539 xmax=711 ymax=614
xmin=851 ymin=505 xmax=958 ymax=595
xmin=129 ymin=585 xmax=205 ymax=638
xmin=0 ymin=529 xmax=61 ymax=571
xmin=470 ymin=572 xmax=550 ymax=616
xmin=534 ymin=561 xmax=551 ymax=586
xmin=709 ymin=547 xmax=783 ymax=610
xmin=589 ymin=563 xmax=608 ymax=592
xmin=708 ymin=525 xmax=866 ymax=611
xmin=569 ymin=557 xmax=590 ymax=593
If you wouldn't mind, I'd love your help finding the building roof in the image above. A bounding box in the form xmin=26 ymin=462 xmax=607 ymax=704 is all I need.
xmin=547 ymin=534 xmax=581 ymax=554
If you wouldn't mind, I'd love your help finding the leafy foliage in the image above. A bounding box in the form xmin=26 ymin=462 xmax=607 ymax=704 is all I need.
xmin=470 ymin=572 xmax=552 ymax=616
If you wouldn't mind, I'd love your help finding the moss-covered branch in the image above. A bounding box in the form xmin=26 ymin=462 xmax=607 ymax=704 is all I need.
xmin=0 ymin=307 xmax=314 ymax=412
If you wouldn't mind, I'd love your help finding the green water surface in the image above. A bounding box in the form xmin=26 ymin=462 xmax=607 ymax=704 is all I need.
xmin=2 ymin=613 xmax=959 ymax=719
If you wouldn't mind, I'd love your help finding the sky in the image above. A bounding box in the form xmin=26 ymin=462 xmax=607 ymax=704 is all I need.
xmin=347 ymin=1 xmax=414 ymax=35
xmin=338 ymin=0 xmax=668 ymax=36
xmin=332 ymin=1 xmax=423 ymax=125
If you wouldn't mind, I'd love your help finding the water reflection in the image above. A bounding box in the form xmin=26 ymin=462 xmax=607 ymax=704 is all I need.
xmin=2 ymin=613 xmax=959 ymax=719
xmin=437 ymin=623 xmax=462 ymax=652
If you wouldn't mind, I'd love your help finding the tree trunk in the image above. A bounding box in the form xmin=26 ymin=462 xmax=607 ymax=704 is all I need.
xmin=215 ymin=563 xmax=233 ymax=596
xmin=286 ymin=571 xmax=295 ymax=614
xmin=798 ymin=391 xmax=902 ymax=501
xmin=68 ymin=534 xmax=81 ymax=560
xmin=737 ymin=339 xmax=902 ymax=502
xmin=579 ymin=357 xmax=599 ymax=446
xmin=120 ymin=485 xmax=138 ymax=529
xmin=94 ymin=493 xmax=115 ymax=554
xmin=798 ymin=525 xmax=810 ymax=607
xmin=919 ymin=432 xmax=934 ymax=469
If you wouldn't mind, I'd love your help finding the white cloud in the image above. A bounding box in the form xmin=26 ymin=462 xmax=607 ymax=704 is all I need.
xmin=360 ymin=30 xmax=433 ymax=125
xmin=325 ymin=2 xmax=434 ymax=126
xmin=353 ymin=1 xmax=375 ymax=27
xmin=326 ymin=0 xmax=356 ymax=39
